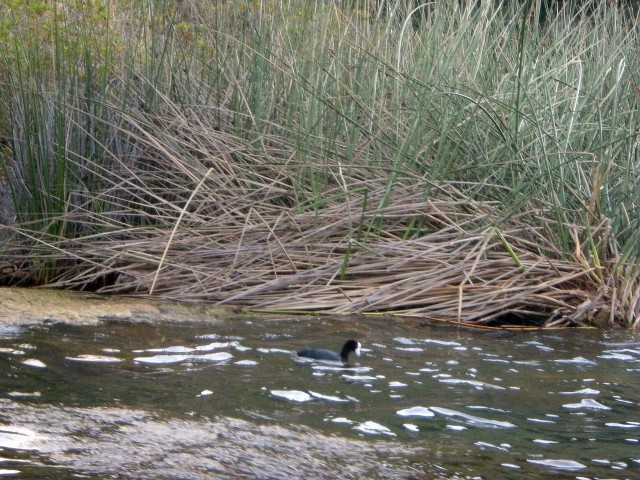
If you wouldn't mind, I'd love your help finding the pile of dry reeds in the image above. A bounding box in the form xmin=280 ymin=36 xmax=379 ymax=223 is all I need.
xmin=3 ymin=106 xmax=635 ymax=328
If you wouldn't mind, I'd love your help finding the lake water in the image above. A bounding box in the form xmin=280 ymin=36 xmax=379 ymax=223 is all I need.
xmin=0 ymin=316 xmax=638 ymax=479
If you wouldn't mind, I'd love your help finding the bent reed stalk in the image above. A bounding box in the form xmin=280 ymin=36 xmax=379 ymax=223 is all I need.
xmin=0 ymin=0 xmax=639 ymax=327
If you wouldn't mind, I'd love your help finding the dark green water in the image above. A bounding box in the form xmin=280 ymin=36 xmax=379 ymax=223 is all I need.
xmin=0 ymin=316 xmax=638 ymax=479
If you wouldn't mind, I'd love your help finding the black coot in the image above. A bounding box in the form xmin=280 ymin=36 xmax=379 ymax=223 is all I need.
xmin=296 ymin=339 xmax=361 ymax=362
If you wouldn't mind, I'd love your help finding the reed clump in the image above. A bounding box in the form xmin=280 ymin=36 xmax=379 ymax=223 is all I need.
xmin=0 ymin=1 xmax=638 ymax=327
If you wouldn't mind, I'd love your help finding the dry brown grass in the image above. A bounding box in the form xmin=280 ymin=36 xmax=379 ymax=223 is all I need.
xmin=3 ymin=104 xmax=635 ymax=328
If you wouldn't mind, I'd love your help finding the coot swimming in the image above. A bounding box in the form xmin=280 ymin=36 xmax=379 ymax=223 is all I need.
xmin=296 ymin=339 xmax=361 ymax=362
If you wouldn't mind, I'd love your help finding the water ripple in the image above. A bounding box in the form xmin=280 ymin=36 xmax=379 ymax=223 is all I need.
xmin=65 ymin=355 xmax=123 ymax=363
xmin=562 ymin=399 xmax=611 ymax=411
xmin=353 ymin=421 xmax=396 ymax=437
xmin=553 ymin=356 xmax=597 ymax=366
xmin=133 ymin=352 xmax=233 ymax=364
xmin=438 ymin=378 xmax=506 ymax=390
xmin=430 ymin=407 xmax=516 ymax=429
xmin=527 ymin=459 xmax=587 ymax=471
xmin=396 ymin=407 xmax=435 ymax=418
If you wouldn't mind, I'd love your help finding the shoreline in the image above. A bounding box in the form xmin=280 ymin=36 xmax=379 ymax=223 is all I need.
xmin=0 ymin=287 xmax=232 ymax=326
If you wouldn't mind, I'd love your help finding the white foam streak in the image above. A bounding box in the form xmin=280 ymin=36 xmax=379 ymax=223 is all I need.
xmin=430 ymin=407 xmax=516 ymax=429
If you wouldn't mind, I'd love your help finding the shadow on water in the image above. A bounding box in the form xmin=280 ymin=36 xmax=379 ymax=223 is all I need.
xmin=0 ymin=317 xmax=639 ymax=479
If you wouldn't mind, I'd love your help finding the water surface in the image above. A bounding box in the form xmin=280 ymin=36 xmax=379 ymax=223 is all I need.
xmin=0 ymin=317 xmax=638 ymax=478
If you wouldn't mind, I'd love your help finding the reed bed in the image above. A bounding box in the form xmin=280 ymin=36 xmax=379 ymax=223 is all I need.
xmin=0 ymin=0 xmax=639 ymax=327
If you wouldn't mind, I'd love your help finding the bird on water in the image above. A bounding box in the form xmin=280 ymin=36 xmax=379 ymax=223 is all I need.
xmin=296 ymin=339 xmax=361 ymax=363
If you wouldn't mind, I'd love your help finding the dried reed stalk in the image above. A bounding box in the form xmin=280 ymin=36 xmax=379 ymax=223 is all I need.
xmin=1 ymin=108 xmax=635 ymax=327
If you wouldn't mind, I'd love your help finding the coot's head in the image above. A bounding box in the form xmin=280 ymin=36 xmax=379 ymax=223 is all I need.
xmin=340 ymin=339 xmax=361 ymax=361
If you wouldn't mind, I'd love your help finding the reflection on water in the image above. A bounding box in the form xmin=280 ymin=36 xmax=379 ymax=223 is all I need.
xmin=0 ymin=317 xmax=639 ymax=479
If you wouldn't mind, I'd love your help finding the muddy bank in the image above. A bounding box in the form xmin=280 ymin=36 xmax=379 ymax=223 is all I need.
xmin=0 ymin=287 xmax=233 ymax=326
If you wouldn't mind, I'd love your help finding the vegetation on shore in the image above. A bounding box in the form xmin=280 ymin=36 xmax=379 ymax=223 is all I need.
xmin=0 ymin=0 xmax=638 ymax=327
